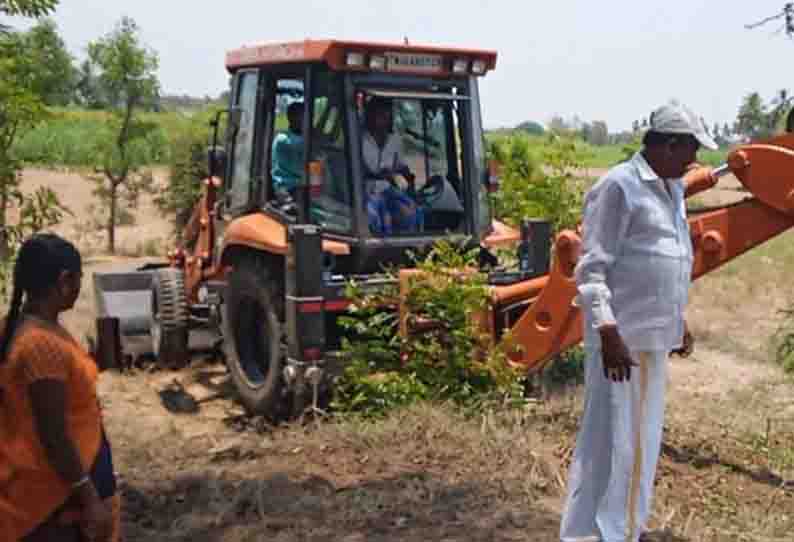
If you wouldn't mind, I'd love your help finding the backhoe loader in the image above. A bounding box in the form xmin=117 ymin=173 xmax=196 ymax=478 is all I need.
xmin=92 ymin=38 xmax=794 ymax=419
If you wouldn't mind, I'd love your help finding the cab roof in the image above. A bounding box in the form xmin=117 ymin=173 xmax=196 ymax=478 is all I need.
xmin=225 ymin=39 xmax=497 ymax=76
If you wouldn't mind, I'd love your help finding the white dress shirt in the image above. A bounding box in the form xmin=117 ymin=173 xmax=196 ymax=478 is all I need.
xmin=575 ymin=151 xmax=693 ymax=351
xmin=361 ymin=131 xmax=409 ymax=177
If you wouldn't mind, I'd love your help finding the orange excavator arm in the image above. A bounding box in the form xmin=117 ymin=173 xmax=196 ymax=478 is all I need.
xmin=500 ymin=133 xmax=794 ymax=371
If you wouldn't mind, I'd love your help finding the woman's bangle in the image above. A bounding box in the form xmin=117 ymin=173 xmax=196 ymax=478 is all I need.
xmin=71 ymin=476 xmax=90 ymax=490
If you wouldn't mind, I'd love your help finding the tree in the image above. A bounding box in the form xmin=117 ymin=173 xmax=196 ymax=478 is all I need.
xmin=0 ymin=34 xmax=48 ymax=255
xmin=84 ymin=16 xmax=159 ymax=254
xmin=0 ymin=0 xmax=56 ymax=18
xmin=723 ymin=122 xmax=732 ymax=137
xmin=489 ymin=133 xmax=586 ymax=233
xmin=154 ymin=107 xmax=222 ymax=238
xmin=548 ymin=115 xmax=569 ymax=134
xmin=589 ymin=120 xmax=609 ymax=146
xmin=16 ymin=19 xmax=77 ymax=106
xmin=580 ymin=122 xmax=592 ymax=144
xmin=0 ymin=23 xmax=72 ymax=250
xmin=768 ymin=88 xmax=792 ymax=132
xmin=75 ymin=58 xmax=105 ymax=108
xmin=736 ymin=92 xmax=767 ymax=139
xmin=0 ymin=0 xmax=56 ymax=32
xmin=516 ymin=120 xmax=545 ymax=136
xmin=746 ymin=3 xmax=794 ymax=38
xmin=0 ymin=0 xmax=67 ymax=290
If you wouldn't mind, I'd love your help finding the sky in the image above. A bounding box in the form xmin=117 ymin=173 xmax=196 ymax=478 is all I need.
xmin=7 ymin=0 xmax=793 ymax=132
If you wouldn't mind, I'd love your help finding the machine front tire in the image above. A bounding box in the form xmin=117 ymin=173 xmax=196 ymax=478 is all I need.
xmin=222 ymin=259 xmax=287 ymax=420
xmin=151 ymin=268 xmax=190 ymax=367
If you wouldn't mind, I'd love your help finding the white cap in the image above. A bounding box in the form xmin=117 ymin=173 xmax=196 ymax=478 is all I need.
xmin=648 ymin=101 xmax=718 ymax=150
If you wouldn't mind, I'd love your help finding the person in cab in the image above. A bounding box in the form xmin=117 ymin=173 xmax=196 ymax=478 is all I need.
xmin=271 ymin=101 xmax=306 ymax=199
xmin=361 ymin=97 xmax=422 ymax=234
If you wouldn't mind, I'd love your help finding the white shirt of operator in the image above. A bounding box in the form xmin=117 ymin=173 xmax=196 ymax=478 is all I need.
xmin=361 ymin=131 xmax=409 ymax=177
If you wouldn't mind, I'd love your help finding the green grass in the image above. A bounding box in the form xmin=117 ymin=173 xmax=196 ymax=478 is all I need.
xmin=487 ymin=130 xmax=729 ymax=170
xmin=11 ymin=109 xmax=733 ymax=169
xmin=12 ymin=108 xmax=193 ymax=167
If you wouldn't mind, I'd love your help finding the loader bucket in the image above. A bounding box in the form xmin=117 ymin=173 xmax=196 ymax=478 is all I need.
xmin=92 ymin=269 xmax=156 ymax=338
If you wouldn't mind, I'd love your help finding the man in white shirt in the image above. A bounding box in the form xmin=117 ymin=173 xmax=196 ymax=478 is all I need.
xmin=361 ymin=98 xmax=421 ymax=234
xmin=559 ymin=101 xmax=717 ymax=542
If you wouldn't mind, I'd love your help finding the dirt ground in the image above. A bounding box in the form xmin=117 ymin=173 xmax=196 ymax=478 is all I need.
xmin=15 ymin=167 xmax=173 ymax=257
xmin=16 ymin=168 xmax=794 ymax=541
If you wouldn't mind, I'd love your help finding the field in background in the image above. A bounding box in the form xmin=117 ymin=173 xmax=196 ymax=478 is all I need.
xmin=11 ymin=109 xmax=728 ymax=171
xmin=12 ymin=109 xmax=195 ymax=167
xmin=486 ymin=131 xmax=728 ymax=169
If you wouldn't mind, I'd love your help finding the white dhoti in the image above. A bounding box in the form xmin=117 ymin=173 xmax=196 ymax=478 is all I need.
xmin=560 ymin=349 xmax=668 ymax=542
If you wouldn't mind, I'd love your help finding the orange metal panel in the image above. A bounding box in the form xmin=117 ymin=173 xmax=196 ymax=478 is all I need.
xmin=182 ymin=176 xmax=223 ymax=303
xmin=220 ymin=213 xmax=351 ymax=258
xmin=501 ymin=231 xmax=582 ymax=371
xmin=729 ymin=145 xmax=794 ymax=215
xmin=489 ymin=277 xmax=547 ymax=307
xmin=689 ymin=200 xmax=794 ymax=280
xmin=225 ymin=39 xmax=497 ymax=75
xmin=225 ymin=41 xmax=320 ymax=70
xmin=752 ymin=132 xmax=794 ymax=151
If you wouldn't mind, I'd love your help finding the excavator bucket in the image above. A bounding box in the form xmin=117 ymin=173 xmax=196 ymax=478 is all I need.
xmin=92 ymin=266 xmax=159 ymax=348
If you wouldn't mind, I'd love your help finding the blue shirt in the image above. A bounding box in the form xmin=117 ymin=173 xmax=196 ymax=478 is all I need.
xmin=271 ymin=131 xmax=304 ymax=193
xmin=575 ymin=152 xmax=693 ymax=351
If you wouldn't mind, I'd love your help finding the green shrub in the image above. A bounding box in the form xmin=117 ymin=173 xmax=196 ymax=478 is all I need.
xmin=333 ymin=240 xmax=524 ymax=417
xmin=543 ymin=346 xmax=586 ymax=386
xmin=0 ymin=186 xmax=70 ymax=299
xmin=489 ymin=133 xmax=588 ymax=233
xmin=154 ymin=108 xmax=222 ymax=237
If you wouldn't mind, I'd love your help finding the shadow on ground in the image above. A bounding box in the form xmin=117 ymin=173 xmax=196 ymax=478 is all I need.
xmin=662 ymin=442 xmax=794 ymax=491
xmin=121 ymin=471 xmax=563 ymax=542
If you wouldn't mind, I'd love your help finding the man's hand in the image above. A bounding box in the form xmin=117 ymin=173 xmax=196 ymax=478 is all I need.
xmin=670 ymin=321 xmax=694 ymax=357
xmin=599 ymin=324 xmax=637 ymax=382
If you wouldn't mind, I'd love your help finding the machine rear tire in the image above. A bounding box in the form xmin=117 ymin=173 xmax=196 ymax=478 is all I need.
xmin=222 ymin=259 xmax=287 ymax=420
xmin=151 ymin=268 xmax=190 ymax=367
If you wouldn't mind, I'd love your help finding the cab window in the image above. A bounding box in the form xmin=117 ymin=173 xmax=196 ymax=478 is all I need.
xmin=309 ymin=69 xmax=353 ymax=233
xmin=357 ymin=92 xmax=467 ymax=236
xmin=268 ymin=78 xmax=305 ymax=202
xmin=226 ymin=71 xmax=259 ymax=212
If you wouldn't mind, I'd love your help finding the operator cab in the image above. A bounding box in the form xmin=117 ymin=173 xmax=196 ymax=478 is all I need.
xmin=220 ymin=40 xmax=499 ymax=272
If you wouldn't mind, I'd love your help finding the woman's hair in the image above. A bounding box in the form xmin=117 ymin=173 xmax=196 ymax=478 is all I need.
xmin=0 ymin=233 xmax=81 ymax=361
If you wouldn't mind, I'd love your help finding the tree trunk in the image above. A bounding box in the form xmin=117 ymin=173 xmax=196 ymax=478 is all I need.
xmin=107 ymin=182 xmax=117 ymax=254
xmin=0 ymin=175 xmax=9 ymax=262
